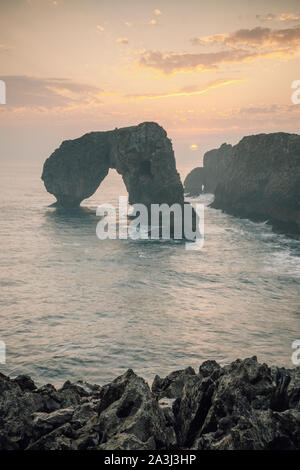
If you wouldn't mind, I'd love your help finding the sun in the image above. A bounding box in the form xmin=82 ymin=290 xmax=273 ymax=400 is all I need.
xmin=190 ymin=144 xmax=198 ymax=151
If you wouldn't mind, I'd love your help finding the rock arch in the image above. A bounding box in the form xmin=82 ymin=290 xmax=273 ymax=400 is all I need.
xmin=42 ymin=122 xmax=184 ymax=208
xmin=184 ymin=167 xmax=205 ymax=196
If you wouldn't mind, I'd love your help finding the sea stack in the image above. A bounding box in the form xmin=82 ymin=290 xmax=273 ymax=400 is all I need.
xmin=42 ymin=122 xmax=184 ymax=209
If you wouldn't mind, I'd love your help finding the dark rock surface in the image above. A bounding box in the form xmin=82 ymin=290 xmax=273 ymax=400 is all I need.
xmin=183 ymin=144 xmax=233 ymax=196
xmin=184 ymin=168 xmax=205 ymax=197
xmin=1 ymin=357 xmax=300 ymax=450
xmin=42 ymin=122 xmax=184 ymax=209
xmin=184 ymin=132 xmax=300 ymax=236
xmin=203 ymin=143 xmax=233 ymax=194
xmin=211 ymin=133 xmax=300 ymax=236
xmin=152 ymin=366 xmax=196 ymax=399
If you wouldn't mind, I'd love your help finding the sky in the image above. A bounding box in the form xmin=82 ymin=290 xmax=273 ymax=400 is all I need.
xmin=1 ymin=0 xmax=300 ymax=174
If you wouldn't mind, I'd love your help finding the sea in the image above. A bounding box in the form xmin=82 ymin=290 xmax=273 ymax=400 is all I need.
xmin=1 ymin=158 xmax=300 ymax=387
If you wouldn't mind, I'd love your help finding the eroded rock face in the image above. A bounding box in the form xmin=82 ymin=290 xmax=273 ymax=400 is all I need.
xmin=152 ymin=366 xmax=196 ymax=399
xmin=0 ymin=369 xmax=175 ymax=450
xmin=211 ymin=133 xmax=300 ymax=236
xmin=203 ymin=143 xmax=233 ymax=194
xmin=183 ymin=144 xmax=233 ymax=196
xmin=184 ymin=168 xmax=205 ymax=197
xmin=42 ymin=122 xmax=184 ymax=208
xmin=1 ymin=358 xmax=299 ymax=450
xmin=97 ymin=369 xmax=176 ymax=449
xmin=184 ymin=132 xmax=300 ymax=236
xmin=153 ymin=357 xmax=300 ymax=450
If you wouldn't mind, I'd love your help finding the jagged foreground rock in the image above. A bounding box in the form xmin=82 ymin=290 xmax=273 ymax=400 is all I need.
xmin=42 ymin=122 xmax=184 ymax=209
xmin=1 ymin=357 xmax=300 ymax=450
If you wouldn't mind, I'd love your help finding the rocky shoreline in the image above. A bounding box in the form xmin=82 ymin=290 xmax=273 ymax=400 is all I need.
xmin=1 ymin=356 xmax=300 ymax=450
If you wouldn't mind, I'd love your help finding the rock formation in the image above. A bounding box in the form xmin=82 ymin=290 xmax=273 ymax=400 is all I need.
xmin=183 ymin=143 xmax=233 ymax=196
xmin=184 ymin=132 xmax=300 ymax=236
xmin=42 ymin=122 xmax=184 ymax=209
xmin=212 ymin=132 xmax=300 ymax=236
xmin=184 ymin=167 xmax=205 ymax=197
xmin=1 ymin=357 xmax=300 ymax=450
xmin=202 ymin=143 xmax=233 ymax=194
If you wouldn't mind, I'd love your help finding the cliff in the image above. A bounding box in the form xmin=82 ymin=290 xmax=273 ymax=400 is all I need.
xmin=1 ymin=357 xmax=300 ymax=450
xmin=211 ymin=132 xmax=300 ymax=236
xmin=184 ymin=132 xmax=300 ymax=236
xmin=203 ymin=142 xmax=233 ymax=194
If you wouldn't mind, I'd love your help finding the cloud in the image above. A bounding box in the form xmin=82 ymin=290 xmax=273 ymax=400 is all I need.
xmin=239 ymin=104 xmax=281 ymax=114
xmin=256 ymin=13 xmax=276 ymax=22
xmin=116 ymin=37 xmax=129 ymax=44
xmin=137 ymin=49 xmax=260 ymax=74
xmin=154 ymin=9 xmax=162 ymax=16
xmin=137 ymin=32 xmax=300 ymax=74
xmin=191 ymin=26 xmax=300 ymax=48
xmin=279 ymin=13 xmax=300 ymax=21
xmin=2 ymin=76 xmax=103 ymax=109
xmin=124 ymin=78 xmax=245 ymax=100
xmin=0 ymin=44 xmax=14 ymax=53
xmin=215 ymin=103 xmax=300 ymax=119
xmin=256 ymin=12 xmax=300 ymax=22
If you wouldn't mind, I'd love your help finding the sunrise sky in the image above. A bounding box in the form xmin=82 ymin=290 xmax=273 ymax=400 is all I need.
xmin=1 ymin=0 xmax=300 ymax=173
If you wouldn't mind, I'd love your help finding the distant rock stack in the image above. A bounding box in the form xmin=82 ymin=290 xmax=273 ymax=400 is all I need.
xmin=184 ymin=167 xmax=205 ymax=196
xmin=203 ymin=142 xmax=233 ymax=194
xmin=183 ymin=143 xmax=233 ymax=197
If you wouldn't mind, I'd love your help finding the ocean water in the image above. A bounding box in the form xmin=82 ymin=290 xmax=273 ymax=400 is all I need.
xmin=1 ymin=159 xmax=300 ymax=387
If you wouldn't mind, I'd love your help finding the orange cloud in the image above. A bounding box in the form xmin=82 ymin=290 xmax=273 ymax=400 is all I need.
xmin=137 ymin=49 xmax=261 ymax=74
xmin=0 ymin=43 xmax=14 ymax=52
xmin=136 ymin=25 xmax=300 ymax=74
xmin=256 ymin=13 xmax=276 ymax=22
xmin=191 ymin=26 xmax=300 ymax=48
xmin=116 ymin=37 xmax=129 ymax=44
xmin=125 ymin=78 xmax=245 ymax=100
xmin=2 ymin=76 xmax=104 ymax=109
xmin=280 ymin=13 xmax=300 ymax=21
xmin=256 ymin=12 xmax=300 ymax=22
